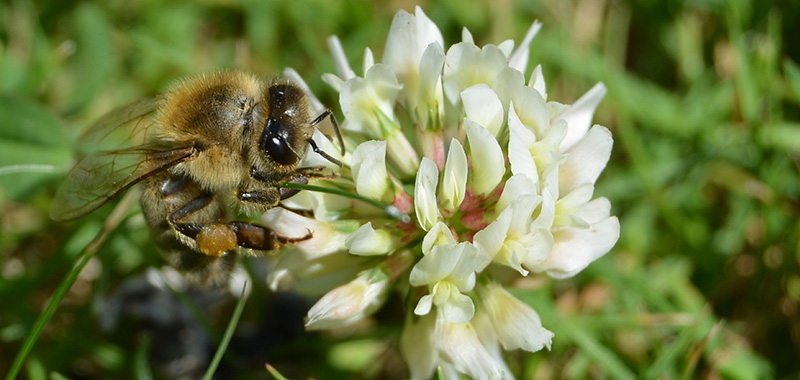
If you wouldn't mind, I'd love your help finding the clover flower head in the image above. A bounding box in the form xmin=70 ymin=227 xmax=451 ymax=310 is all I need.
xmin=270 ymin=7 xmax=620 ymax=379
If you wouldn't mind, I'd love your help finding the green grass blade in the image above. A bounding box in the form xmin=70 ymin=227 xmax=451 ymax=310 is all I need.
xmin=202 ymin=282 xmax=249 ymax=380
xmin=4 ymin=190 xmax=138 ymax=380
xmin=5 ymin=253 xmax=91 ymax=380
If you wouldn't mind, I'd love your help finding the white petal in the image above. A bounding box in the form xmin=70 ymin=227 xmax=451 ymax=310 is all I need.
xmin=435 ymin=312 xmax=507 ymax=380
xmin=417 ymin=42 xmax=445 ymax=129
xmin=539 ymin=216 xmax=620 ymax=278
xmin=576 ymin=196 xmax=612 ymax=225
xmin=261 ymin=208 xmax=350 ymax=260
xmin=508 ymin=20 xmax=542 ymax=74
xmin=441 ymin=289 xmax=476 ymax=323
xmin=507 ymin=105 xmax=539 ymax=180
xmin=555 ymin=82 xmax=607 ymax=152
xmin=439 ymin=139 xmax=468 ymax=212
xmin=363 ymin=47 xmax=375 ymax=73
xmin=413 ymin=6 xmax=445 ymax=58
xmin=443 ymin=43 xmax=509 ymax=105
xmin=491 ymin=67 xmax=524 ymax=118
xmin=478 ymin=282 xmax=554 ymax=352
xmin=472 ymin=207 xmax=512 ymax=259
xmin=345 ymin=222 xmax=394 ymax=256
xmin=448 ymin=242 xmax=486 ymax=290
xmin=322 ymin=72 xmax=344 ymax=92
xmin=350 ymin=140 xmax=390 ymax=201
xmin=305 ymin=269 xmax=389 ymax=330
xmin=497 ymin=40 xmax=515 ymax=58
xmin=410 ymin=244 xmax=457 ymax=286
xmin=414 ymin=157 xmax=441 ymax=231
xmin=401 ymin=312 xmax=438 ymax=380
xmin=298 ymin=129 xmax=342 ymax=169
xmin=421 ymin=221 xmax=458 ymax=255
xmin=415 ymin=293 xmax=435 ymax=316
xmin=461 ymin=84 xmax=504 ymax=136
xmin=465 ymin=119 xmax=505 ymax=196
xmin=559 ymin=125 xmax=613 ymax=194
xmin=461 ymin=27 xmax=474 ymax=44
xmin=496 ymin=173 xmax=539 ymax=214
xmin=529 ymin=64 xmax=547 ymax=100
xmin=327 ymin=35 xmax=355 ymax=80
xmin=513 ymin=86 xmax=550 ymax=138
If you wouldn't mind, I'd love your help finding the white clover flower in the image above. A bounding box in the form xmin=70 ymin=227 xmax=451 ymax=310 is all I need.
xmin=273 ymin=8 xmax=620 ymax=379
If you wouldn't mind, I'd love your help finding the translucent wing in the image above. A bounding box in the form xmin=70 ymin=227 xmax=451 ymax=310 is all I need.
xmin=50 ymin=145 xmax=196 ymax=221
xmin=51 ymin=96 xmax=190 ymax=222
xmin=78 ymin=96 xmax=165 ymax=152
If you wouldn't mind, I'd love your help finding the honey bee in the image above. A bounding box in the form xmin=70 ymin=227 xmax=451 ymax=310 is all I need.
xmin=51 ymin=71 xmax=344 ymax=288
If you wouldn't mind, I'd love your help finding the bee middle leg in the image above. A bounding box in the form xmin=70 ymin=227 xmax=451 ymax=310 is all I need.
xmin=169 ymin=192 xmax=310 ymax=257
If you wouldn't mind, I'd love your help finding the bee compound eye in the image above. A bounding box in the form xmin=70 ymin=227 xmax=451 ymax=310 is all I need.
xmin=265 ymin=135 xmax=298 ymax=165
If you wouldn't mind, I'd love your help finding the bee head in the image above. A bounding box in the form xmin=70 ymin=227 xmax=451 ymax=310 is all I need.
xmin=256 ymin=83 xmax=312 ymax=167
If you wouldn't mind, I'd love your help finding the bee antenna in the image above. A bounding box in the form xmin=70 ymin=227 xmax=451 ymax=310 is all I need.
xmin=307 ymin=138 xmax=343 ymax=167
xmin=311 ymin=109 xmax=345 ymax=156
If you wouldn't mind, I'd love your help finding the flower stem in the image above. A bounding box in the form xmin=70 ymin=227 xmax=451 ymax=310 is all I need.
xmin=278 ymin=182 xmax=411 ymax=222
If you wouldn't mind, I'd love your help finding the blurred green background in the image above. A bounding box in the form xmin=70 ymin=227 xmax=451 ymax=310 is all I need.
xmin=1 ymin=0 xmax=799 ymax=378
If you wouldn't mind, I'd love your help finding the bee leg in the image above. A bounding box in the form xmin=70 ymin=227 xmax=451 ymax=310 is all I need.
xmin=174 ymin=221 xmax=312 ymax=253
xmin=237 ymin=188 xmax=281 ymax=206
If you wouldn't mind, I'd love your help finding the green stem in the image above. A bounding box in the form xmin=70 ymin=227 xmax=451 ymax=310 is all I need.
xmin=277 ymin=182 xmax=411 ymax=222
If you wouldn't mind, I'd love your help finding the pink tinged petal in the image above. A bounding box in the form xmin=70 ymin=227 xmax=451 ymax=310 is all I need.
xmin=478 ymin=282 xmax=554 ymax=352
xmin=539 ymin=215 xmax=620 ymax=279
xmin=345 ymin=222 xmax=394 ymax=256
xmin=350 ymin=140 xmax=391 ymax=201
xmin=508 ymin=20 xmax=542 ymax=74
xmin=508 ymin=105 xmax=539 ymax=180
xmin=465 ymin=119 xmax=505 ymax=196
xmin=559 ymin=125 xmax=613 ymax=194
xmin=440 ymin=139 xmax=468 ymax=213
xmin=305 ymin=269 xmax=390 ymax=330
xmin=555 ymin=82 xmax=607 ymax=152
xmin=326 ymin=35 xmax=355 ymax=80
xmin=422 ymin=222 xmax=458 ymax=255
xmin=529 ymin=64 xmax=547 ymax=100
xmin=401 ymin=312 xmax=438 ymax=380
xmin=414 ymin=157 xmax=442 ymax=231
xmin=435 ymin=312 xmax=507 ymax=380
xmin=461 ymin=84 xmax=504 ymax=137
xmin=261 ymin=208 xmax=352 ymax=260
xmin=417 ymin=42 xmax=445 ymax=129
xmin=462 ymin=209 xmax=488 ymax=231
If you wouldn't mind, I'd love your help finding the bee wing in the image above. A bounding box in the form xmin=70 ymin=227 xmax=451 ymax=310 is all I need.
xmin=78 ymin=96 xmax=165 ymax=150
xmin=50 ymin=145 xmax=195 ymax=221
